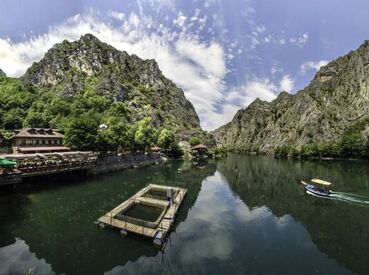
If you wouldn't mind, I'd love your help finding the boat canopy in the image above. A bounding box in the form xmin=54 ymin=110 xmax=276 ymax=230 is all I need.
xmin=311 ymin=178 xmax=332 ymax=186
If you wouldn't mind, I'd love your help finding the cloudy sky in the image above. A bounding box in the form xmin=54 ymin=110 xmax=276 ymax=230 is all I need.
xmin=1 ymin=0 xmax=369 ymax=130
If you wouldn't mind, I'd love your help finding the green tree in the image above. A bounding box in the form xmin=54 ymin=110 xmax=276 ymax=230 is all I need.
xmin=96 ymin=129 xmax=116 ymax=152
xmin=23 ymin=111 xmax=49 ymax=128
xmin=3 ymin=109 xmax=23 ymax=130
xmin=64 ymin=116 xmax=99 ymax=151
xmin=106 ymin=117 xmax=130 ymax=151
xmin=189 ymin=136 xmax=201 ymax=147
xmin=157 ymin=129 xmax=175 ymax=149
xmin=134 ymin=118 xmax=155 ymax=151
xmin=340 ymin=132 xmax=365 ymax=157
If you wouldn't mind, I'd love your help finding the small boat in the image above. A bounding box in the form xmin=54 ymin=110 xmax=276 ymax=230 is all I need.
xmin=300 ymin=178 xmax=332 ymax=197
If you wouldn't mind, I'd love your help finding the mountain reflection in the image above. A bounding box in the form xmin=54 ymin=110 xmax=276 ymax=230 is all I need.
xmin=0 ymin=238 xmax=54 ymax=275
xmin=217 ymin=154 xmax=369 ymax=275
xmin=0 ymin=160 xmax=216 ymax=275
xmin=1 ymin=156 xmax=368 ymax=274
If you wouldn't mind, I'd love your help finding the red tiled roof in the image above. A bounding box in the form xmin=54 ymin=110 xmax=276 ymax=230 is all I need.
xmin=192 ymin=144 xmax=208 ymax=149
xmin=13 ymin=128 xmax=64 ymax=139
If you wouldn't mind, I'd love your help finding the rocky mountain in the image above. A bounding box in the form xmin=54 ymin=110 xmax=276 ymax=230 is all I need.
xmin=0 ymin=34 xmax=209 ymax=142
xmin=0 ymin=68 xmax=6 ymax=78
xmin=213 ymin=40 xmax=369 ymax=154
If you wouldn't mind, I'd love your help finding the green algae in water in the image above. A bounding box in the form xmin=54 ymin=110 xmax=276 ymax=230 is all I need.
xmin=144 ymin=189 xmax=168 ymax=200
xmin=121 ymin=203 xmax=164 ymax=222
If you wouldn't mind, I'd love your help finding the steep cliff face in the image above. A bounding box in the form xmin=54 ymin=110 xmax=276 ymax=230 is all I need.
xmin=23 ymin=34 xmax=174 ymax=98
xmin=213 ymin=40 xmax=369 ymax=153
xmin=0 ymin=34 xmax=209 ymax=141
xmin=0 ymin=69 xmax=6 ymax=78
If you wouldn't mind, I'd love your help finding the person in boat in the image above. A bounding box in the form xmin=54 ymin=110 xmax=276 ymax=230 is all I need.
xmin=166 ymin=187 xmax=173 ymax=205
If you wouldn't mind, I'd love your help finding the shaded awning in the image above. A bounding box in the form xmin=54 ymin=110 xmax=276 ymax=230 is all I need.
xmin=311 ymin=178 xmax=332 ymax=186
xmin=0 ymin=158 xmax=16 ymax=166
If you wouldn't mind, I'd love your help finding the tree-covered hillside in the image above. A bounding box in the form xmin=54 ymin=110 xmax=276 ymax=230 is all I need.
xmin=0 ymin=34 xmax=212 ymax=151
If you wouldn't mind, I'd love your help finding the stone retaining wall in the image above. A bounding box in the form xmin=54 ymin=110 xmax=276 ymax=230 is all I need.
xmin=88 ymin=153 xmax=163 ymax=175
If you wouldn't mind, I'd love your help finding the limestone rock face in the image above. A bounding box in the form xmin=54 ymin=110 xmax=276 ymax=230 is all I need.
xmin=0 ymin=68 xmax=6 ymax=78
xmin=23 ymin=34 xmax=168 ymax=94
xmin=213 ymin=40 xmax=369 ymax=153
xmin=20 ymin=34 xmax=209 ymax=142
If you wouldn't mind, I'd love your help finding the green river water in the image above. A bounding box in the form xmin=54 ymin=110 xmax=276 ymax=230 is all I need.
xmin=1 ymin=154 xmax=369 ymax=275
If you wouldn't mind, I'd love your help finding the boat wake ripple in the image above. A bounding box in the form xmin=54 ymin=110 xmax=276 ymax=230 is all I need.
xmin=329 ymin=192 xmax=369 ymax=206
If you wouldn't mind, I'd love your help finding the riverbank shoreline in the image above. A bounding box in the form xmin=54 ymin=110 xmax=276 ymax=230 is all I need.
xmin=0 ymin=153 xmax=166 ymax=191
xmin=89 ymin=153 xmax=165 ymax=175
xmin=220 ymin=148 xmax=367 ymax=161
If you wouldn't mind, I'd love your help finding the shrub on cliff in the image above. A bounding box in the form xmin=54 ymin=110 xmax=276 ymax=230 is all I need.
xmin=189 ymin=136 xmax=201 ymax=147
xmin=274 ymin=145 xmax=292 ymax=158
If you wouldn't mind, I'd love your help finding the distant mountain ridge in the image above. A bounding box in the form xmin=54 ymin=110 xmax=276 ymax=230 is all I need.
xmin=213 ymin=40 xmax=369 ymax=154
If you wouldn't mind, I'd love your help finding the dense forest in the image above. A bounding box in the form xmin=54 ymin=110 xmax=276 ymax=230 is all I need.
xmin=0 ymin=73 xmax=182 ymax=153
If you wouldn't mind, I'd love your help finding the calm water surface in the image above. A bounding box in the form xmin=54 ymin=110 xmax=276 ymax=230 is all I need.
xmin=1 ymin=154 xmax=369 ymax=275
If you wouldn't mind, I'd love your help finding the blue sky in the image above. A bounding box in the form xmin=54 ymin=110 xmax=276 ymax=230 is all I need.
xmin=1 ymin=0 xmax=369 ymax=130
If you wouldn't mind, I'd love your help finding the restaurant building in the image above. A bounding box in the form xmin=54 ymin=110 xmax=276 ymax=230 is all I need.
xmin=11 ymin=128 xmax=70 ymax=154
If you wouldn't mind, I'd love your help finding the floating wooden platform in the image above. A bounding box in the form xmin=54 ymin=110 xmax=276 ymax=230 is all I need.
xmin=97 ymin=184 xmax=187 ymax=246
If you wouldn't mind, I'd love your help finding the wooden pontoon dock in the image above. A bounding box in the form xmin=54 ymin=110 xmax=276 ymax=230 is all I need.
xmin=97 ymin=184 xmax=187 ymax=246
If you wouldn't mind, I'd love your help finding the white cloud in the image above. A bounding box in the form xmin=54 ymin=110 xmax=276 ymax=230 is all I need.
xmin=300 ymin=60 xmax=329 ymax=74
xmin=279 ymin=74 xmax=294 ymax=93
xmin=238 ymin=79 xmax=278 ymax=106
xmin=109 ymin=11 xmax=125 ymax=21
xmin=175 ymin=38 xmax=226 ymax=79
xmin=251 ymin=37 xmax=260 ymax=49
xmin=221 ymin=79 xmax=277 ymax=117
xmin=204 ymin=104 xmax=240 ymax=130
xmin=271 ymin=66 xmax=283 ymax=75
xmin=264 ymin=35 xmax=271 ymax=43
xmin=255 ymin=25 xmax=266 ymax=33
xmin=204 ymin=0 xmax=218 ymax=8
xmin=173 ymin=12 xmax=187 ymax=28
xmin=289 ymin=33 xmax=309 ymax=47
xmin=278 ymin=38 xmax=286 ymax=45
xmin=249 ymin=30 xmax=309 ymax=49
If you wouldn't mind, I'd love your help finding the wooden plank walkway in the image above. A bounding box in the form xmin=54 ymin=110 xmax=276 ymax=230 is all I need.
xmin=97 ymin=184 xmax=187 ymax=245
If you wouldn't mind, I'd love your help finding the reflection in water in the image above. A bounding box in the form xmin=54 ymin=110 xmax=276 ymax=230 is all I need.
xmin=108 ymin=171 xmax=351 ymax=275
xmin=0 ymin=238 xmax=54 ymax=275
xmin=0 ymin=156 xmax=368 ymax=274
xmin=217 ymin=154 xmax=369 ymax=275
xmin=0 ymin=161 xmax=217 ymax=275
